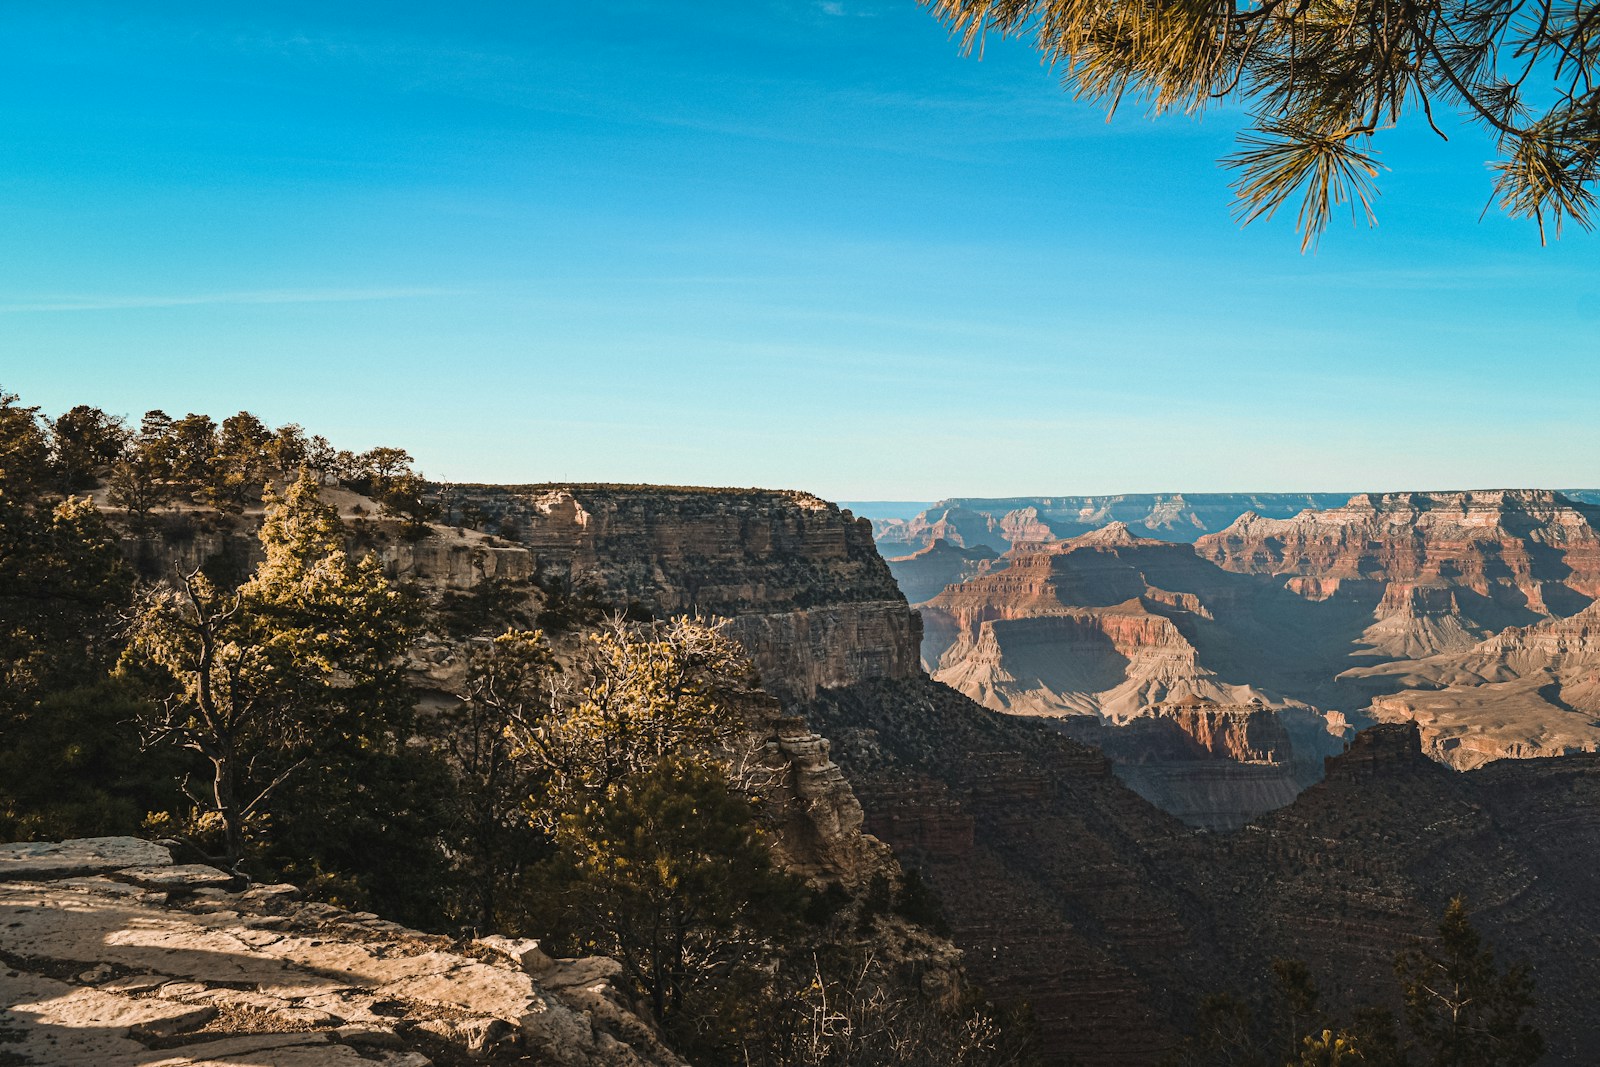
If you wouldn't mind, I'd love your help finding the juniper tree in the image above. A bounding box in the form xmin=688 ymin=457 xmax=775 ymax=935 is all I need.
xmin=925 ymin=0 xmax=1600 ymax=245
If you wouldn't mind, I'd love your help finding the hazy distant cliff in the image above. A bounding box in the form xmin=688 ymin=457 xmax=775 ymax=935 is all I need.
xmin=874 ymin=493 xmax=1352 ymax=552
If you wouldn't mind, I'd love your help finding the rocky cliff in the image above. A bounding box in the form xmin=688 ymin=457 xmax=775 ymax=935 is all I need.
xmin=1196 ymin=489 xmax=1600 ymax=658
xmin=909 ymin=491 xmax=1600 ymax=781
xmin=1340 ymin=600 xmax=1600 ymax=768
xmin=432 ymin=485 xmax=921 ymax=703
xmin=919 ymin=532 xmax=1351 ymax=723
xmin=112 ymin=484 xmax=921 ymax=707
xmin=0 ymin=838 xmax=684 ymax=1066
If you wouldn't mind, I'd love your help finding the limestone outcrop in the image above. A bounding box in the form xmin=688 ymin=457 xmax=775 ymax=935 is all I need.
xmin=0 ymin=838 xmax=684 ymax=1067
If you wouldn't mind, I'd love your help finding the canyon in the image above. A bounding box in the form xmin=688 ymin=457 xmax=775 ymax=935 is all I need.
xmin=885 ymin=490 xmax=1600 ymax=821
xmin=43 ymin=477 xmax=1600 ymax=1065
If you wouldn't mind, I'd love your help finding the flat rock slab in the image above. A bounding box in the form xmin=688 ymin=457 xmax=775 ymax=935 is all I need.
xmin=0 ymin=837 xmax=172 ymax=882
xmin=112 ymin=864 xmax=237 ymax=891
xmin=0 ymin=837 xmax=686 ymax=1067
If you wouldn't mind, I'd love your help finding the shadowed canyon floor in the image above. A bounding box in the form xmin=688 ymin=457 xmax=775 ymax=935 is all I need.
xmin=803 ymin=680 xmax=1600 ymax=1067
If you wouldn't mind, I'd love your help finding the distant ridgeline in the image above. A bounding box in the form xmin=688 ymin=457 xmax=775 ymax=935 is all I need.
xmin=870 ymin=493 xmax=1355 ymax=549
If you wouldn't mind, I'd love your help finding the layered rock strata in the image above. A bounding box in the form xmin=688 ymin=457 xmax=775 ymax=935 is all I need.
xmin=1342 ymin=600 xmax=1600 ymax=768
xmin=0 ymin=838 xmax=682 ymax=1067
xmin=1197 ymin=489 xmax=1600 ymax=658
xmin=111 ymin=484 xmax=921 ymax=707
xmin=438 ymin=485 xmax=921 ymax=703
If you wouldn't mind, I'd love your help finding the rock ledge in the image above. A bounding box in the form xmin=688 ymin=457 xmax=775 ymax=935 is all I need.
xmin=0 ymin=837 xmax=682 ymax=1066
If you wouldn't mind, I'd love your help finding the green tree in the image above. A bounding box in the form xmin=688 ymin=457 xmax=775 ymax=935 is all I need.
xmin=514 ymin=617 xmax=751 ymax=811
xmin=49 ymin=404 xmax=127 ymax=491
xmin=1395 ymin=898 xmax=1543 ymax=1067
xmin=210 ymin=411 xmax=273 ymax=509
xmin=547 ymin=754 xmax=805 ymax=1042
xmin=1274 ymin=958 xmax=1327 ymax=1065
xmin=429 ymin=628 xmax=556 ymax=931
xmin=0 ymin=494 xmax=132 ymax=715
xmin=125 ymin=470 xmax=417 ymax=865
xmin=108 ymin=412 xmax=180 ymax=529
xmin=262 ymin=422 xmax=309 ymax=481
xmin=166 ymin=413 xmax=218 ymax=494
xmin=0 ymin=390 xmax=53 ymax=499
xmin=0 ymin=392 xmax=142 ymax=839
xmin=924 ymin=0 xmax=1600 ymax=245
xmin=1299 ymin=1029 xmax=1367 ymax=1066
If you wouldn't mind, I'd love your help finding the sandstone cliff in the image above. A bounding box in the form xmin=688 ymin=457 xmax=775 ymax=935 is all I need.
xmin=0 ymin=838 xmax=683 ymax=1066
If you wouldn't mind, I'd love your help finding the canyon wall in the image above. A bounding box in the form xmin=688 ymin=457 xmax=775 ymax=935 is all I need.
xmin=906 ymin=491 xmax=1600 ymax=784
xmin=117 ymin=484 xmax=922 ymax=707
xmin=884 ymin=537 xmax=1000 ymax=605
xmin=1196 ymin=489 xmax=1600 ymax=657
xmin=441 ymin=485 xmax=921 ymax=703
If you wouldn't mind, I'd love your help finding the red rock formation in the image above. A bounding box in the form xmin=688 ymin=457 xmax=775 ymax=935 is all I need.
xmin=1197 ymin=489 xmax=1600 ymax=657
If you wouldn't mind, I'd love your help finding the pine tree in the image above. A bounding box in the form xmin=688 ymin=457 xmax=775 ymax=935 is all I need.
xmin=1396 ymin=898 xmax=1544 ymax=1067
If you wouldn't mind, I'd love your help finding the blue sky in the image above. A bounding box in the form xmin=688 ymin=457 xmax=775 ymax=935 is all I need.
xmin=3 ymin=1 xmax=1597 ymax=499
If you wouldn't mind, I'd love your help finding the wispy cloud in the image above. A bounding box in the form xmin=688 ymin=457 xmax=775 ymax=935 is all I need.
xmin=0 ymin=287 xmax=459 ymax=314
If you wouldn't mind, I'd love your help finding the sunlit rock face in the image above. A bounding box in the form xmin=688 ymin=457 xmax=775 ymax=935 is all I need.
xmin=0 ymin=837 xmax=686 ymax=1067
xmin=428 ymin=485 xmax=922 ymax=703
xmin=1197 ymin=489 xmax=1600 ymax=658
